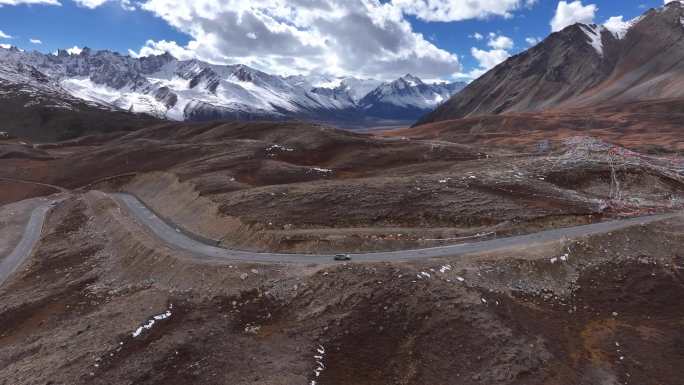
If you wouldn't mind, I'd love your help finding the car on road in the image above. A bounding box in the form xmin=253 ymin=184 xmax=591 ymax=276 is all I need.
xmin=334 ymin=254 xmax=351 ymax=261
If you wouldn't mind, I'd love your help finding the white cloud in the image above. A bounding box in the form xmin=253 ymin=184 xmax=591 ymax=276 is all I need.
xmin=471 ymin=47 xmax=510 ymax=71
xmin=72 ymin=0 xmax=135 ymax=10
xmin=525 ymin=36 xmax=542 ymax=45
xmin=457 ymin=33 xmax=514 ymax=80
xmin=551 ymin=1 xmax=597 ymax=32
xmin=66 ymin=46 xmax=83 ymax=55
xmin=0 ymin=0 xmax=60 ymax=5
xmin=72 ymin=0 xmax=106 ymax=7
xmin=132 ymin=0 xmax=461 ymax=80
xmin=29 ymin=38 xmax=42 ymax=44
xmin=603 ymin=15 xmax=633 ymax=38
xmin=393 ymin=0 xmax=538 ymax=22
xmin=470 ymin=32 xmax=484 ymax=40
xmin=120 ymin=0 xmax=135 ymax=10
xmin=0 ymin=30 xmax=11 ymax=39
xmin=488 ymin=35 xmax=514 ymax=50
xmin=0 ymin=43 xmax=10 ymax=49
xmin=128 ymin=39 xmax=196 ymax=60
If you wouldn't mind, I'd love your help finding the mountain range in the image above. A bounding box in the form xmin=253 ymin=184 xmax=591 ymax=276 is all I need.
xmin=0 ymin=46 xmax=464 ymax=129
xmin=417 ymin=1 xmax=684 ymax=126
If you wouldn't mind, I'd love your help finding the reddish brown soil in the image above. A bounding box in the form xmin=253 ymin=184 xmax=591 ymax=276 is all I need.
xmin=389 ymin=103 xmax=684 ymax=153
xmin=1 ymin=195 xmax=683 ymax=384
xmin=0 ymin=120 xmax=681 ymax=253
xmin=0 ymin=180 xmax=59 ymax=205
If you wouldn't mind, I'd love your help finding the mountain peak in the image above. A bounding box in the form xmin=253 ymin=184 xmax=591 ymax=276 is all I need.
xmin=415 ymin=1 xmax=684 ymax=126
xmin=398 ymin=74 xmax=423 ymax=86
xmin=0 ymin=47 xmax=465 ymax=125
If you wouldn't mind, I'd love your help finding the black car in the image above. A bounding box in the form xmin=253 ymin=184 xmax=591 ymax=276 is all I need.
xmin=334 ymin=254 xmax=351 ymax=261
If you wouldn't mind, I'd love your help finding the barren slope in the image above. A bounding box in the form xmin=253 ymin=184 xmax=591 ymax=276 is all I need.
xmin=1 ymin=121 xmax=681 ymax=254
xmin=1 ymin=191 xmax=683 ymax=384
xmin=417 ymin=2 xmax=684 ymax=125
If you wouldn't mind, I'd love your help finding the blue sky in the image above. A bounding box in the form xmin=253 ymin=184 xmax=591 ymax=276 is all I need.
xmin=409 ymin=1 xmax=664 ymax=75
xmin=0 ymin=0 xmax=669 ymax=81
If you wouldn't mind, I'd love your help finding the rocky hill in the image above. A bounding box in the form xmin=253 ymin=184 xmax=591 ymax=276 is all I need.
xmin=416 ymin=2 xmax=684 ymax=125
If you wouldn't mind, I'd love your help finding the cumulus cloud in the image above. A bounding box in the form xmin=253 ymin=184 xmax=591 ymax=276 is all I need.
xmin=470 ymin=32 xmax=484 ymax=40
xmin=66 ymin=45 xmax=83 ymax=55
xmin=525 ymin=36 xmax=542 ymax=45
xmin=72 ymin=0 xmax=106 ymax=7
xmin=128 ymin=39 xmax=197 ymax=60
xmin=72 ymin=0 xmax=135 ymax=10
xmin=29 ymin=38 xmax=42 ymax=44
xmin=551 ymin=1 xmax=597 ymax=32
xmin=0 ymin=43 xmax=10 ymax=49
xmin=471 ymin=47 xmax=510 ymax=71
xmin=457 ymin=33 xmax=514 ymax=80
xmin=0 ymin=30 xmax=11 ymax=39
xmin=0 ymin=0 xmax=60 ymax=5
xmin=488 ymin=34 xmax=514 ymax=50
xmin=131 ymin=0 xmax=462 ymax=80
xmin=393 ymin=0 xmax=538 ymax=22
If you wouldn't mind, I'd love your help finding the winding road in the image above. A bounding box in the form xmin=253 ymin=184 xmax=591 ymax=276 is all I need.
xmin=0 ymin=200 xmax=55 ymax=287
xmin=112 ymin=192 xmax=682 ymax=263
xmin=2 ymin=192 xmax=681 ymax=285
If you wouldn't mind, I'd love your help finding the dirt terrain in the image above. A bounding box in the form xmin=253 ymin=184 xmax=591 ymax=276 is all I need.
xmin=1 ymin=121 xmax=682 ymax=254
xmin=1 ymin=190 xmax=683 ymax=384
xmin=393 ymin=100 xmax=684 ymax=153
xmin=0 ymin=117 xmax=682 ymax=384
xmin=2 ymin=4 xmax=684 ymax=383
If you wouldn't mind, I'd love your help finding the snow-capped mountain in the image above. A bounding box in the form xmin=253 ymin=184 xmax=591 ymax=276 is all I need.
xmin=0 ymin=47 xmax=464 ymax=126
xmin=417 ymin=1 xmax=684 ymax=125
xmin=285 ymin=75 xmax=382 ymax=103
xmin=0 ymin=47 xmax=154 ymax=141
xmin=360 ymin=74 xmax=465 ymax=119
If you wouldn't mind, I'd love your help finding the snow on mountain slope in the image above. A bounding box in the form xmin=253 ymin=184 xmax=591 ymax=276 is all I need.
xmin=0 ymin=48 xmax=104 ymax=111
xmin=0 ymin=46 xmax=463 ymax=125
xmin=0 ymin=47 xmax=155 ymax=141
xmin=580 ymin=24 xmax=605 ymax=56
xmin=417 ymin=1 xmax=684 ymax=126
xmin=362 ymin=75 xmax=463 ymax=109
xmin=359 ymin=75 xmax=466 ymax=119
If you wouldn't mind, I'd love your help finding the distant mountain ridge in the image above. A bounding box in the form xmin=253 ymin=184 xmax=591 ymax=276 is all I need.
xmin=0 ymin=47 xmax=465 ymax=126
xmin=0 ymin=47 xmax=155 ymax=141
xmin=416 ymin=1 xmax=684 ymax=126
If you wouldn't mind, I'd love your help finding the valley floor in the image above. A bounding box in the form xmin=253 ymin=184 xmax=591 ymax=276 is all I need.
xmin=0 ymin=120 xmax=683 ymax=384
xmin=1 ymin=189 xmax=684 ymax=384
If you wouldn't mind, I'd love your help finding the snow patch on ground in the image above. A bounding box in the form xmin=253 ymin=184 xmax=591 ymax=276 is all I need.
xmin=416 ymin=271 xmax=432 ymax=280
xmin=310 ymin=344 xmax=326 ymax=384
xmin=550 ymin=253 xmax=570 ymax=264
xmin=266 ymin=144 xmax=294 ymax=152
xmin=132 ymin=304 xmax=173 ymax=338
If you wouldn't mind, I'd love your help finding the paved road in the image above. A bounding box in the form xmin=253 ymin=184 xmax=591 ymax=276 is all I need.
xmin=113 ymin=192 xmax=683 ymax=263
xmin=0 ymin=201 xmax=54 ymax=287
